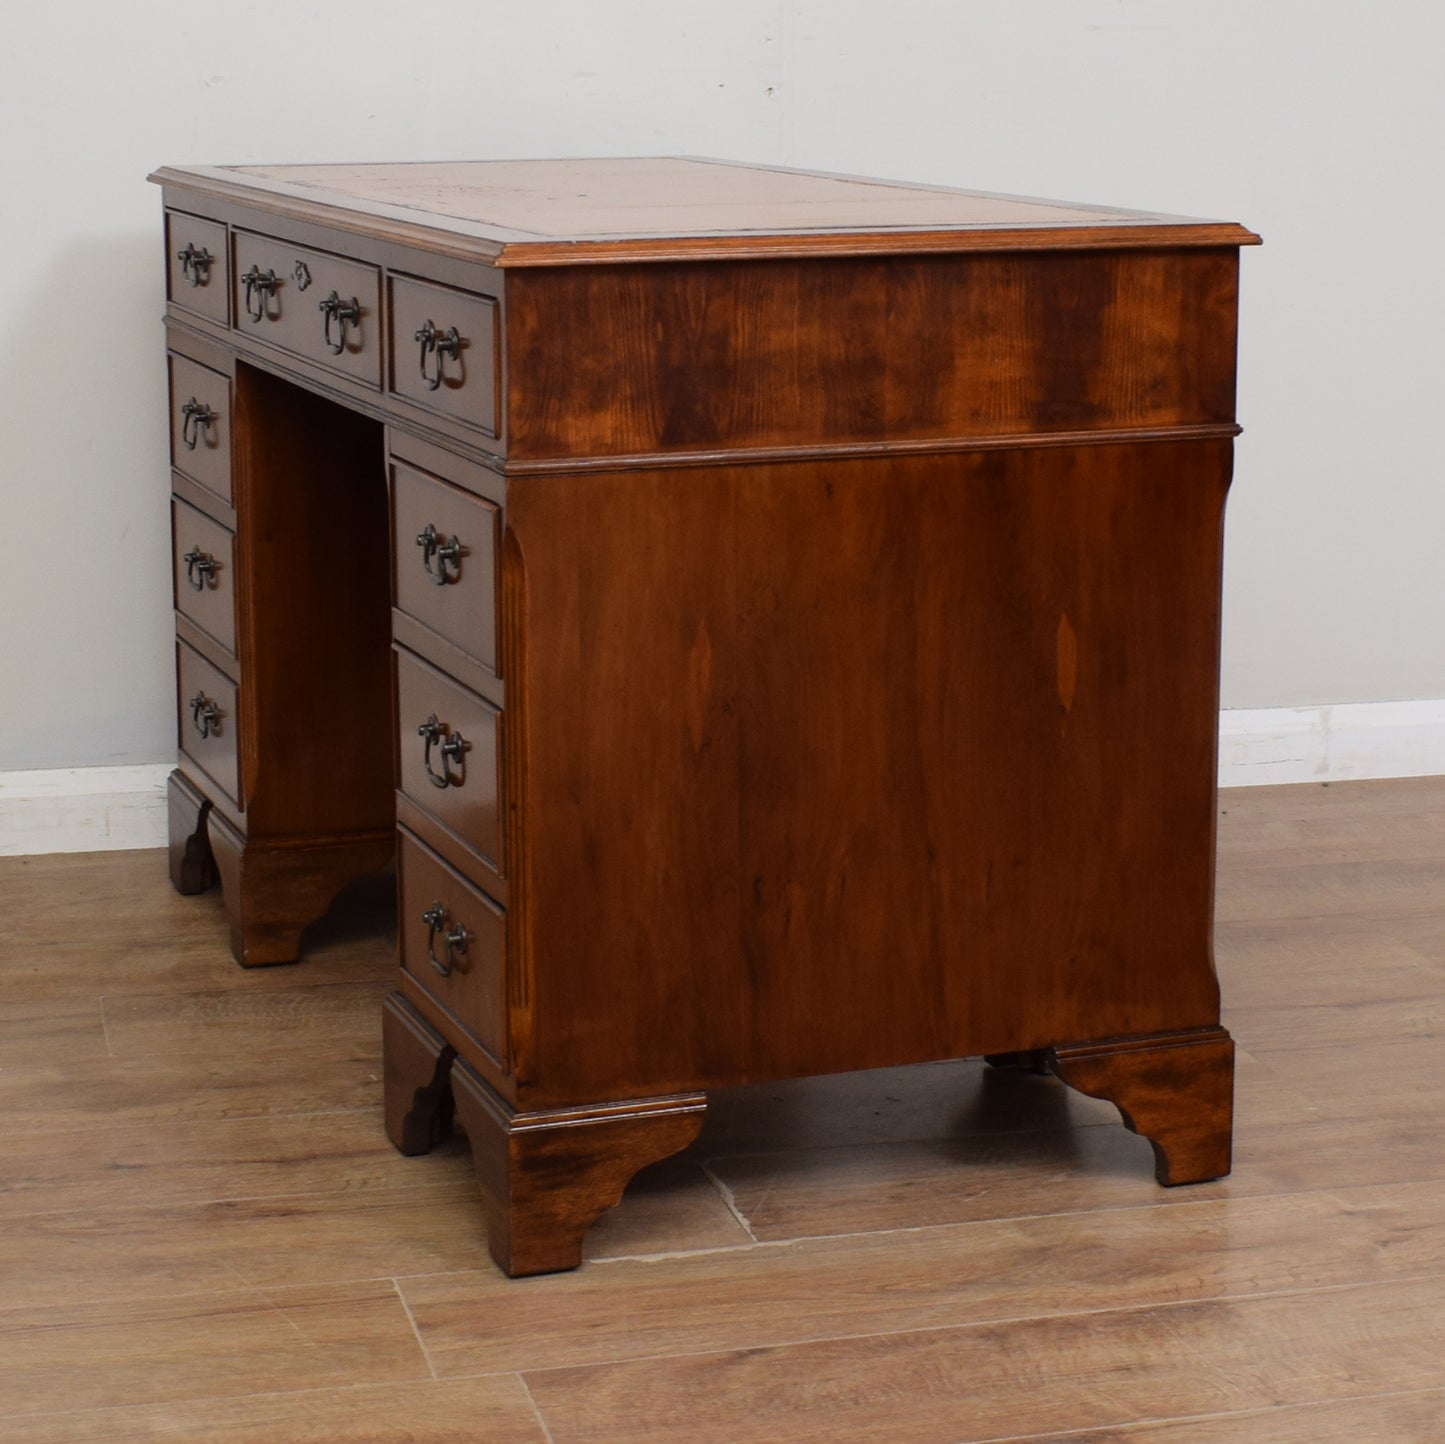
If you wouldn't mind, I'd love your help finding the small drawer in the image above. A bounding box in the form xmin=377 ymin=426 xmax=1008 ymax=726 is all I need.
xmin=165 ymin=211 xmax=229 ymax=326
xmin=177 ymin=641 xmax=240 ymax=808
xmin=171 ymin=497 xmax=236 ymax=655
xmin=169 ymin=354 xmax=231 ymax=504
xmin=389 ymin=274 xmax=499 ymax=434
xmin=396 ymin=649 xmax=501 ymax=871
xmin=392 ymin=460 xmax=499 ymax=675
xmin=232 ymin=230 xmax=381 ymax=387
xmin=398 ymin=828 xmax=504 ymax=1064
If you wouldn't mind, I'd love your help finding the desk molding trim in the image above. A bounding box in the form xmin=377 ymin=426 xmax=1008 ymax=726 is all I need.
xmin=500 ymin=423 xmax=1247 ymax=476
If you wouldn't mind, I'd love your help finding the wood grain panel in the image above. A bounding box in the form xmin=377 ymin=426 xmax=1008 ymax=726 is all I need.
xmin=505 ymin=249 xmax=1240 ymax=460
xmin=509 ymin=441 xmax=1229 ymax=1101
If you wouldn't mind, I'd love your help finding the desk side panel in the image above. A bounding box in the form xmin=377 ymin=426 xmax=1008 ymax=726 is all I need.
xmin=506 ymin=440 xmax=1232 ymax=1104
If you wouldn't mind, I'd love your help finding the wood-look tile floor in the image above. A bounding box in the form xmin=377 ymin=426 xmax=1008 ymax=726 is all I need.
xmin=1 ymin=778 xmax=1443 ymax=1441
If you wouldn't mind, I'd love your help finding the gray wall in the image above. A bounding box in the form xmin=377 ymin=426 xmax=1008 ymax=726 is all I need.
xmin=3 ymin=1 xmax=1441 ymax=770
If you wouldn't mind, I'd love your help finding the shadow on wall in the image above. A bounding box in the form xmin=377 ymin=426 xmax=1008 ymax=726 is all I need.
xmin=0 ymin=230 xmax=175 ymax=770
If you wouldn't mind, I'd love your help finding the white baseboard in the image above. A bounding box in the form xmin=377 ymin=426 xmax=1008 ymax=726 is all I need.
xmin=3 ymin=701 xmax=1444 ymax=854
xmin=1218 ymin=699 xmax=1445 ymax=787
xmin=0 ymin=764 xmax=172 ymax=856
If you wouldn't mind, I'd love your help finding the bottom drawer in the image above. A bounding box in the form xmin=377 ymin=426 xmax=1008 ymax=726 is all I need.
xmin=398 ymin=828 xmax=505 ymax=1065
xmin=177 ymin=641 xmax=240 ymax=807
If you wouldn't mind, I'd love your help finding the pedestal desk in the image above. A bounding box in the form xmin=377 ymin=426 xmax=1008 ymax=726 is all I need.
xmin=150 ymin=158 xmax=1258 ymax=1275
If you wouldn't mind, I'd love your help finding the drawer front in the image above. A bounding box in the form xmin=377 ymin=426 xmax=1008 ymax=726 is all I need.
xmin=392 ymin=460 xmax=499 ymax=674
xmin=396 ymin=649 xmax=501 ymax=870
xmin=165 ymin=211 xmax=229 ymax=326
xmin=177 ymin=641 xmax=240 ymax=808
xmin=389 ymin=274 xmax=499 ymax=434
xmin=232 ymin=231 xmax=381 ymax=387
xmin=398 ymin=829 xmax=504 ymax=1063
xmin=171 ymin=496 xmax=236 ymax=655
xmin=169 ymin=354 xmax=231 ymax=503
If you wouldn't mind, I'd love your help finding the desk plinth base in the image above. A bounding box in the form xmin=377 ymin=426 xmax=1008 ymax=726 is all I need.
xmin=384 ymin=994 xmax=1233 ymax=1276
xmin=382 ymin=995 xmax=707 ymax=1277
xmin=167 ymin=770 xmax=218 ymax=896
xmin=202 ymin=810 xmax=394 ymax=968
xmin=1047 ymin=1026 xmax=1236 ymax=1185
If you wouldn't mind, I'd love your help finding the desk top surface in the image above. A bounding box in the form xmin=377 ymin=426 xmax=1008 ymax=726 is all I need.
xmin=151 ymin=156 xmax=1259 ymax=267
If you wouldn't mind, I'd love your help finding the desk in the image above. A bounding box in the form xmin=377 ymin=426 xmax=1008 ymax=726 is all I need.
xmin=150 ymin=158 xmax=1258 ymax=1275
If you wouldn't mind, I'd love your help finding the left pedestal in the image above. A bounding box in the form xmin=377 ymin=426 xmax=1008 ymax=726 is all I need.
xmin=163 ymin=333 xmax=395 ymax=967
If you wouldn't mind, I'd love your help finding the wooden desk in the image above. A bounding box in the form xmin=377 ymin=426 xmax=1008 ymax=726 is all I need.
xmin=150 ymin=158 xmax=1258 ymax=1276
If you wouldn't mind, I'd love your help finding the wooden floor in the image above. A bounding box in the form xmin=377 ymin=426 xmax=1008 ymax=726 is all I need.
xmin=2 ymin=779 xmax=1444 ymax=1441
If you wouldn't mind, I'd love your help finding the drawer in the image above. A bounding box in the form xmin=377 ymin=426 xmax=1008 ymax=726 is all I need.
xmin=392 ymin=460 xmax=499 ymax=675
xmin=389 ymin=274 xmax=499 ymax=434
xmin=177 ymin=641 xmax=240 ymax=808
xmin=171 ymin=496 xmax=236 ymax=655
xmin=396 ymin=649 xmax=501 ymax=870
xmin=169 ymin=354 xmax=231 ymax=504
xmin=398 ymin=828 xmax=504 ymax=1064
xmin=165 ymin=211 xmax=228 ymax=326
xmin=232 ymin=230 xmax=381 ymax=387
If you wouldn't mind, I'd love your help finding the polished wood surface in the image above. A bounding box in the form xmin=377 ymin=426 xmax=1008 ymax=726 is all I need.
xmin=2 ymin=777 xmax=1444 ymax=1437
xmin=152 ymin=157 xmax=1251 ymax=1274
xmin=150 ymin=158 xmax=1260 ymax=266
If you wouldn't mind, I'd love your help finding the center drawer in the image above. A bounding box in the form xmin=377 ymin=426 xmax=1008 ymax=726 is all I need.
xmin=232 ymin=230 xmax=381 ymax=387
xmin=395 ymin=647 xmax=502 ymax=872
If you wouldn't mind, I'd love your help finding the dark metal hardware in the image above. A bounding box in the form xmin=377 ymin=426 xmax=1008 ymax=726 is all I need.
xmin=422 ymin=900 xmax=468 ymax=977
xmin=415 ymin=523 xmax=462 ymax=586
xmin=293 ymin=259 xmax=312 ymax=291
xmin=189 ymin=692 xmax=221 ymax=739
xmin=182 ymin=547 xmax=217 ymax=590
xmin=180 ymin=398 xmax=216 ymax=450
xmin=414 ymin=319 xmax=462 ymax=391
xmin=176 ymin=243 xmax=213 ymax=287
xmin=418 ymin=713 xmax=468 ymax=789
xmin=242 ymin=265 xmax=277 ymax=322
xmin=319 ymin=291 xmax=361 ymax=354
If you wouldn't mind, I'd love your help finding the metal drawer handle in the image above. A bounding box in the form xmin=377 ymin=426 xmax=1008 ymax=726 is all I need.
xmin=319 ymin=291 xmax=361 ymax=354
xmin=415 ymin=523 xmax=462 ymax=586
xmin=414 ymin=319 xmax=463 ymax=391
xmin=421 ymin=900 xmax=468 ymax=977
xmin=241 ymin=265 xmax=277 ymax=322
xmin=189 ymin=692 xmax=221 ymax=739
xmin=176 ymin=243 xmax=213 ymax=287
xmin=418 ymin=713 xmax=468 ymax=789
xmin=182 ymin=547 xmax=217 ymax=590
xmin=180 ymin=398 xmax=216 ymax=450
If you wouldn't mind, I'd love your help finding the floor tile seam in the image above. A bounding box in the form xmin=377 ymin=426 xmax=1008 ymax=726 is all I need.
xmin=0 ymin=1259 xmax=496 ymax=1322
xmin=391 ymin=1278 xmax=441 ymax=1380
xmin=96 ymin=995 xmax=115 ymax=1057
xmin=96 ymin=978 xmax=394 ymax=1004
xmin=0 ymin=1177 xmax=476 ymax=1228
xmin=0 ymin=1271 xmax=448 ymax=1333
xmin=518 ymin=1373 xmax=559 ymax=1443
xmin=695 ymin=1175 xmax=1330 ymax=1243
xmin=697 ymin=1161 xmax=760 ymax=1242
xmin=499 ymin=1267 xmax=1445 ymax=1383
xmin=955 ymin=1380 xmax=1445 ymax=1443
xmin=389 ymin=1172 xmax=1445 ymax=1282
